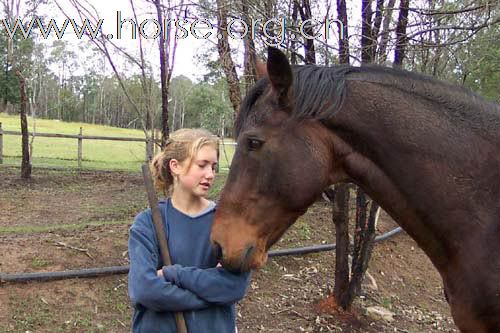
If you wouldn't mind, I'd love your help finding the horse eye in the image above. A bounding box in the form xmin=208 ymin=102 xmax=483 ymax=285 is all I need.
xmin=247 ymin=138 xmax=263 ymax=151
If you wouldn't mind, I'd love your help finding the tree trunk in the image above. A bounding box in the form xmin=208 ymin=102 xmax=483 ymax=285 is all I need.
xmin=332 ymin=0 xmax=351 ymax=311
xmin=242 ymin=0 xmax=257 ymax=93
xmin=323 ymin=0 xmax=332 ymax=66
xmin=371 ymin=0 xmax=385 ymax=61
xmin=16 ymin=70 xmax=31 ymax=179
xmin=361 ymin=0 xmax=374 ymax=63
xmin=331 ymin=184 xmax=351 ymax=309
xmin=172 ymin=99 xmax=177 ymax=132
xmin=337 ymin=0 xmax=350 ymax=64
xmin=216 ymin=0 xmax=241 ymax=119
xmin=290 ymin=1 xmax=299 ymax=65
xmin=345 ymin=188 xmax=378 ymax=306
xmin=394 ymin=0 xmax=410 ymax=67
xmin=2 ymin=57 xmax=7 ymax=111
xmin=377 ymin=0 xmax=396 ymax=63
xmin=296 ymin=0 xmax=316 ymax=64
xmin=154 ymin=0 xmax=170 ymax=148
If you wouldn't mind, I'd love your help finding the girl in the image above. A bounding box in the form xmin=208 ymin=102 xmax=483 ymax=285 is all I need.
xmin=128 ymin=128 xmax=250 ymax=333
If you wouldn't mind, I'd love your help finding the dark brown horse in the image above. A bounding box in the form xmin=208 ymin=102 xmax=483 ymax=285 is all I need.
xmin=211 ymin=47 xmax=500 ymax=332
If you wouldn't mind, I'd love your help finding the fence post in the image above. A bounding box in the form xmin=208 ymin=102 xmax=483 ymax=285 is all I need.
xmin=0 ymin=122 xmax=3 ymax=164
xmin=78 ymin=127 xmax=83 ymax=169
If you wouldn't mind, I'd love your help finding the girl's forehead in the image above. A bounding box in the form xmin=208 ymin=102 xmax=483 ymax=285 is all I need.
xmin=194 ymin=145 xmax=218 ymax=161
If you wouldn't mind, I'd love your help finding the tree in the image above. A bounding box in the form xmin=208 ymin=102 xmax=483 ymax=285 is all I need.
xmin=0 ymin=35 xmax=20 ymax=110
xmin=461 ymin=23 xmax=500 ymax=102
xmin=295 ymin=0 xmax=317 ymax=64
xmin=181 ymin=79 xmax=233 ymax=136
xmin=242 ymin=0 xmax=258 ymax=93
xmin=50 ymin=40 xmax=76 ymax=120
xmin=151 ymin=0 xmax=184 ymax=148
xmin=337 ymin=0 xmax=350 ymax=64
xmin=1 ymin=0 xmax=42 ymax=179
xmin=169 ymin=75 xmax=194 ymax=131
xmin=59 ymin=0 xmax=161 ymax=159
xmin=216 ymin=0 xmax=242 ymax=118
xmin=394 ymin=0 xmax=410 ymax=67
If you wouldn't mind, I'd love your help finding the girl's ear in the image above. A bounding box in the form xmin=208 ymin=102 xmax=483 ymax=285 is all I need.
xmin=169 ymin=158 xmax=182 ymax=176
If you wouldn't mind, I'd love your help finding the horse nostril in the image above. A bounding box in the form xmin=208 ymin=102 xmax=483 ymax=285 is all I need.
xmin=243 ymin=244 xmax=255 ymax=261
xmin=213 ymin=241 xmax=223 ymax=261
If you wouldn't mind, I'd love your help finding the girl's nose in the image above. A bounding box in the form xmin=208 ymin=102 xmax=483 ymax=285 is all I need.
xmin=206 ymin=167 xmax=215 ymax=179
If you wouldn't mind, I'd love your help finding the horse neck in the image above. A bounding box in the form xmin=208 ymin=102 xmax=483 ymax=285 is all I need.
xmin=325 ymin=80 xmax=500 ymax=272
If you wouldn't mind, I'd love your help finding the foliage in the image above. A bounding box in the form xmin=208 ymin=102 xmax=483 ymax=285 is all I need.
xmin=0 ymin=0 xmax=498 ymax=138
xmin=461 ymin=24 xmax=500 ymax=102
xmin=169 ymin=76 xmax=234 ymax=136
xmin=0 ymin=29 xmax=34 ymax=105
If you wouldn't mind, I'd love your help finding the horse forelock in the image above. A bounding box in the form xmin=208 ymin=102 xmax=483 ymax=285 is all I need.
xmin=235 ymin=78 xmax=269 ymax=138
xmin=235 ymin=66 xmax=355 ymax=137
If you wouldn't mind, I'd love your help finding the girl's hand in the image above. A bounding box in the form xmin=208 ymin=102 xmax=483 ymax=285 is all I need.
xmin=157 ymin=269 xmax=164 ymax=277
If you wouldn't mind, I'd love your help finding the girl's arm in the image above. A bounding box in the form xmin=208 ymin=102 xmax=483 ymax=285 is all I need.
xmin=161 ymin=264 xmax=251 ymax=305
xmin=128 ymin=212 xmax=211 ymax=312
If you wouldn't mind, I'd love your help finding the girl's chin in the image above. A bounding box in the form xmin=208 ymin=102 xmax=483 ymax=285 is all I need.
xmin=196 ymin=188 xmax=210 ymax=197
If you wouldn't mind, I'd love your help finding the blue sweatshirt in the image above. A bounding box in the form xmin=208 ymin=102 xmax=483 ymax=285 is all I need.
xmin=128 ymin=199 xmax=251 ymax=333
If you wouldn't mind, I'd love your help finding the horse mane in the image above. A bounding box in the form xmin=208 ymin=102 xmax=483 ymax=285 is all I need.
xmin=236 ymin=64 xmax=500 ymax=137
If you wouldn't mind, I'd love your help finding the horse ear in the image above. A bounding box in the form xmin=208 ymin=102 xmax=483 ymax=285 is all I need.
xmin=267 ymin=47 xmax=292 ymax=98
xmin=255 ymin=61 xmax=267 ymax=80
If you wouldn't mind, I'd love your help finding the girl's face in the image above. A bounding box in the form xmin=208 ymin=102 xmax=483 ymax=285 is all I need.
xmin=173 ymin=145 xmax=218 ymax=198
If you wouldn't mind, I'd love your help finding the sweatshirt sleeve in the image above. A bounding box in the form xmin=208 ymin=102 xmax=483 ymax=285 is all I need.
xmin=162 ymin=264 xmax=251 ymax=305
xmin=127 ymin=211 xmax=211 ymax=312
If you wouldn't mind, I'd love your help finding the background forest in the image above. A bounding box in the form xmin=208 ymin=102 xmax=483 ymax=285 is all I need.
xmin=1 ymin=0 xmax=499 ymax=177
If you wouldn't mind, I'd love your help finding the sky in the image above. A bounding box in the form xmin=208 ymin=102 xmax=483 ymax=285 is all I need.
xmin=3 ymin=0 xmax=364 ymax=82
xmin=38 ymin=0 xmax=210 ymax=81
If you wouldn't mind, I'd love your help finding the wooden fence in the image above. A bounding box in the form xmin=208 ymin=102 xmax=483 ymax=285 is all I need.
xmin=0 ymin=122 xmax=236 ymax=170
xmin=0 ymin=122 xmax=161 ymax=168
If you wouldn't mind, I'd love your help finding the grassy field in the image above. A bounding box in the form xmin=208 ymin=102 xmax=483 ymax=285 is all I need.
xmin=0 ymin=113 xmax=235 ymax=171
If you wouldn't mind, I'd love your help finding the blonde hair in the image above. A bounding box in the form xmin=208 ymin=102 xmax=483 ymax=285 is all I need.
xmin=150 ymin=128 xmax=219 ymax=195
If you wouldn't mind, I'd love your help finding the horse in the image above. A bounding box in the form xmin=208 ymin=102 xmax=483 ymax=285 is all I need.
xmin=210 ymin=47 xmax=500 ymax=332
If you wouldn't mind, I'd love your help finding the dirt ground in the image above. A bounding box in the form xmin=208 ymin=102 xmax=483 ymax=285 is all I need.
xmin=0 ymin=167 xmax=458 ymax=332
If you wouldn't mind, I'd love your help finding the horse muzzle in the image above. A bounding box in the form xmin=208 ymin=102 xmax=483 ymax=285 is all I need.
xmin=211 ymin=220 xmax=269 ymax=273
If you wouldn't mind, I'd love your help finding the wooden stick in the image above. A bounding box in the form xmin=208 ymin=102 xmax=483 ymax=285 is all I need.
xmin=142 ymin=164 xmax=188 ymax=333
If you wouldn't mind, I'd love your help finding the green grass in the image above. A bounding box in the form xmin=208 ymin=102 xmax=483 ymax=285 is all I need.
xmin=9 ymin=296 xmax=54 ymax=331
xmin=30 ymin=257 xmax=52 ymax=269
xmin=0 ymin=112 xmax=235 ymax=171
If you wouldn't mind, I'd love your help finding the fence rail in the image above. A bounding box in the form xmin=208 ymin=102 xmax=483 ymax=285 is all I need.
xmin=0 ymin=122 xmax=165 ymax=169
xmin=2 ymin=130 xmax=149 ymax=142
xmin=0 ymin=122 xmax=236 ymax=170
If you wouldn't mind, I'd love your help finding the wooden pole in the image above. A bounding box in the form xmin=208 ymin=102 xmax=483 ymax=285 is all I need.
xmin=141 ymin=164 xmax=188 ymax=333
xmin=0 ymin=122 xmax=3 ymax=164
xmin=78 ymin=127 xmax=83 ymax=169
